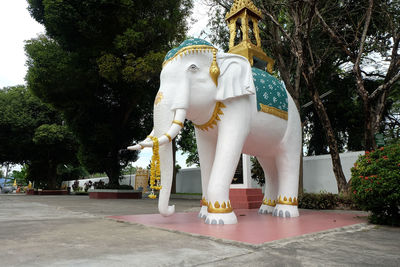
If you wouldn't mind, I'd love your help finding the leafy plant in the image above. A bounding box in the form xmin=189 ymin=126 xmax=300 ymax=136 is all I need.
xmin=251 ymin=157 xmax=265 ymax=186
xmin=298 ymin=192 xmax=338 ymax=209
xmin=298 ymin=192 xmax=357 ymax=210
xmin=92 ymin=180 xmax=133 ymax=190
xmin=93 ymin=180 xmax=106 ymax=189
xmin=84 ymin=180 xmax=93 ymax=192
xmin=351 ymin=144 xmax=400 ymax=226
xmin=71 ymin=180 xmax=82 ymax=192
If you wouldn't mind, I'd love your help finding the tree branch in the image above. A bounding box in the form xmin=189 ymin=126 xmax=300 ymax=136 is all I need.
xmin=314 ymin=6 xmax=352 ymax=58
xmin=369 ymin=71 xmax=400 ymax=100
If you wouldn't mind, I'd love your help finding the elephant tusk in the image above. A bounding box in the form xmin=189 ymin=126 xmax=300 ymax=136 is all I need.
xmin=127 ymin=110 xmax=186 ymax=149
xmin=127 ymin=144 xmax=143 ymax=151
xmin=127 ymin=130 xmax=155 ymax=150
xmin=156 ymin=109 xmax=186 ymax=147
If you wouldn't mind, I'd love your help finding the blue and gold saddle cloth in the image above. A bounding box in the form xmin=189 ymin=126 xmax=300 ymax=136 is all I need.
xmin=252 ymin=68 xmax=288 ymax=120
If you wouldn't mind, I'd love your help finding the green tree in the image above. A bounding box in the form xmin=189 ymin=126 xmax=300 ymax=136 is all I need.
xmin=26 ymin=0 xmax=193 ymax=187
xmin=0 ymin=86 xmax=79 ymax=189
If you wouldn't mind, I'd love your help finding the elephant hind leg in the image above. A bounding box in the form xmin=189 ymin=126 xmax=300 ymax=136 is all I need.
xmin=273 ymin=145 xmax=301 ymax=218
xmin=257 ymin=156 xmax=278 ymax=215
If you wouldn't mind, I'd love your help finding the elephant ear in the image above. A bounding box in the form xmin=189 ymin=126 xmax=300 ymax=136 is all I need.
xmin=215 ymin=53 xmax=255 ymax=101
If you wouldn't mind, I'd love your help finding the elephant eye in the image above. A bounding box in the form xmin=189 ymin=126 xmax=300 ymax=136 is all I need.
xmin=188 ymin=64 xmax=199 ymax=72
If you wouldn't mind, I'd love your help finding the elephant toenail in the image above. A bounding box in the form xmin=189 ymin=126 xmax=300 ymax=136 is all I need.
xmin=218 ymin=219 xmax=224 ymax=225
xmin=285 ymin=211 xmax=291 ymax=218
xmin=279 ymin=210 xmax=283 ymax=217
xmin=211 ymin=219 xmax=217 ymax=224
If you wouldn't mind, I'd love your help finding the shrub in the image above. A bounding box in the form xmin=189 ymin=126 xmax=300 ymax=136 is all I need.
xmin=84 ymin=180 xmax=93 ymax=192
xmin=92 ymin=180 xmax=133 ymax=190
xmin=298 ymin=192 xmax=339 ymax=209
xmin=118 ymin=185 xmax=133 ymax=190
xmin=351 ymin=144 xmax=400 ymax=226
xmin=71 ymin=180 xmax=82 ymax=192
xmin=93 ymin=180 xmax=106 ymax=189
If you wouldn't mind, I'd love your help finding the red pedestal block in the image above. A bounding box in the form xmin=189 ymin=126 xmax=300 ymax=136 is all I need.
xmin=229 ymin=188 xmax=263 ymax=209
xmin=26 ymin=189 xmax=37 ymax=195
xmin=89 ymin=190 xmax=142 ymax=199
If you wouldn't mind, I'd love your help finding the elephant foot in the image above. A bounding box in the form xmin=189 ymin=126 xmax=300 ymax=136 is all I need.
xmin=272 ymin=204 xmax=299 ymax=218
xmin=198 ymin=206 xmax=208 ymax=219
xmin=258 ymin=204 xmax=274 ymax=215
xmin=204 ymin=212 xmax=237 ymax=225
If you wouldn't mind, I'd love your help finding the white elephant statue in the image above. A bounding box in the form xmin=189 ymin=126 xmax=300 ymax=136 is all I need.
xmin=128 ymin=38 xmax=301 ymax=225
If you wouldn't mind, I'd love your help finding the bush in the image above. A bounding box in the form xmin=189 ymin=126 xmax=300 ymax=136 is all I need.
xmin=118 ymin=185 xmax=133 ymax=190
xmin=351 ymin=144 xmax=400 ymax=226
xmin=71 ymin=180 xmax=82 ymax=192
xmin=298 ymin=192 xmax=357 ymax=210
xmin=92 ymin=180 xmax=133 ymax=190
xmin=298 ymin=192 xmax=339 ymax=209
xmin=93 ymin=180 xmax=106 ymax=189
xmin=84 ymin=180 xmax=93 ymax=192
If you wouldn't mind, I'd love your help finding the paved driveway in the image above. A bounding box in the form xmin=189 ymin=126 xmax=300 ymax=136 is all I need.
xmin=0 ymin=195 xmax=399 ymax=266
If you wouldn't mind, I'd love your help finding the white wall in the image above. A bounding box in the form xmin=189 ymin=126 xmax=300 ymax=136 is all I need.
xmin=62 ymin=151 xmax=363 ymax=194
xmin=63 ymin=174 xmax=136 ymax=190
xmin=176 ymin=168 xmax=202 ymax=193
xmin=174 ymin=151 xmax=363 ymax=194
xmin=303 ymin=151 xmax=363 ymax=193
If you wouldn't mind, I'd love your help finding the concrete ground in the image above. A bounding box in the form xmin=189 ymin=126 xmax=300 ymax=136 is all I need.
xmin=0 ymin=195 xmax=399 ymax=267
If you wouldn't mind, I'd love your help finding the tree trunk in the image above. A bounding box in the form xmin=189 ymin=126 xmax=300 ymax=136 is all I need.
xmin=106 ymin=150 xmax=121 ymax=188
xmin=47 ymin=160 xmax=58 ymax=190
xmin=309 ymin=84 xmax=348 ymax=194
xmin=363 ymin=100 xmax=375 ymax=151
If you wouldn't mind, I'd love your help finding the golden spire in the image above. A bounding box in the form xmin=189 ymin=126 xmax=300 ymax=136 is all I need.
xmin=226 ymin=0 xmax=274 ymax=73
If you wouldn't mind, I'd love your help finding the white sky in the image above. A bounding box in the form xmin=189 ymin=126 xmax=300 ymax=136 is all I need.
xmin=0 ymin=0 xmax=212 ymax=170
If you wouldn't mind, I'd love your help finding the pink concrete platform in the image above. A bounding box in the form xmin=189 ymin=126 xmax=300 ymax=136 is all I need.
xmin=109 ymin=210 xmax=367 ymax=245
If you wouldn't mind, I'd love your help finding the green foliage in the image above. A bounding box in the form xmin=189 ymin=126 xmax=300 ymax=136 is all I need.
xmin=92 ymin=179 xmax=133 ymax=190
xmin=176 ymin=121 xmax=199 ymax=166
xmin=26 ymin=0 xmax=193 ymax=186
xmin=11 ymin=165 xmax=28 ymax=185
xmin=298 ymin=192 xmax=338 ymax=210
xmin=351 ymin=144 xmax=400 ymax=226
xmin=121 ymin=165 xmax=137 ymax=175
xmin=0 ymin=86 xmax=80 ymax=189
xmin=72 ymin=180 xmax=82 ymax=192
xmin=251 ymin=157 xmax=265 ymax=186
xmin=298 ymin=192 xmax=357 ymax=210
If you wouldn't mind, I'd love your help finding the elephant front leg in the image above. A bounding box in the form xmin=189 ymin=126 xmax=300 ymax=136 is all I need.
xmin=204 ymin=120 xmax=248 ymax=225
xmin=195 ymin=128 xmax=217 ymax=220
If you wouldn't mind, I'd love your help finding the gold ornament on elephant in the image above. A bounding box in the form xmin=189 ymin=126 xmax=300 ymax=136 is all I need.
xmin=193 ymin=102 xmax=226 ymax=131
xmin=149 ymin=137 xmax=162 ymax=199
xmin=209 ymin=49 xmax=220 ymax=87
xmin=263 ymin=198 xmax=276 ymax=207
xmin=207 ymin=200 xmax=233 ymax=213
xmin=277 ymin=195 xmax=298 ymax=206
xmin=154 ymin=92 xmax=163 ymax=106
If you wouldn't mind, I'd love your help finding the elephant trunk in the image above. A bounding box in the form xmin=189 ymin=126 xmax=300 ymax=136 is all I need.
xmin=158 ymin=140 xmax=175 ymax=216
xmin=153 ymin=106 xmax=186 ymax=217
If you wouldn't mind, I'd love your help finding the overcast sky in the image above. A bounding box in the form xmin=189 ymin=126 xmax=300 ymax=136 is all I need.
xmin=0 ymin=1 xmax=212 ymax=170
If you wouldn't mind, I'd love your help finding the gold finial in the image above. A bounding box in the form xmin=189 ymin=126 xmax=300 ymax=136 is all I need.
xmin=226 ymin=0 xmax=275 ymax=73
